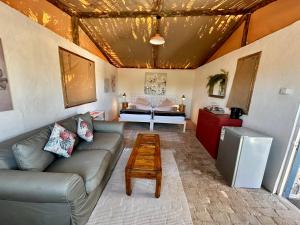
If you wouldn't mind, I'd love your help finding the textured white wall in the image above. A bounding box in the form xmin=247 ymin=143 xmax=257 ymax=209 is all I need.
xmin=191 ymin=20 xmax=300 ymax=193
xmin=117 ymin=68 xmax=195 ymax=118
xmin=0 ymin=2 xmax=118 ymax=142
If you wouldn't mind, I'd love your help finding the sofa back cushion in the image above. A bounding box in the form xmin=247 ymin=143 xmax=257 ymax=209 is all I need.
xmin=59 ymin=118 xmax=77 ymax=133
xmin=12 ymin=127 xmax=55 ymax=171
xmin=0 ymin=148 xmax=17 ymax=169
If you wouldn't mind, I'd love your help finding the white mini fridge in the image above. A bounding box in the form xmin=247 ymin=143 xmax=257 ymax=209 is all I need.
xmin=216 ymin=127 xmax=273 ymax=188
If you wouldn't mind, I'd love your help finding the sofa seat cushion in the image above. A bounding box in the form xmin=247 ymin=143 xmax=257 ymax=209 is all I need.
xmin=76 ymin=133 xmax=122 ymax=155
xmin=46 ymin=150 xmax=111 ymax=194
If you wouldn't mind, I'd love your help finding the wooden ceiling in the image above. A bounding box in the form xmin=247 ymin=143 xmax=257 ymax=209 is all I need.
xmin=47 ymin=0 xmax=276 ymax=69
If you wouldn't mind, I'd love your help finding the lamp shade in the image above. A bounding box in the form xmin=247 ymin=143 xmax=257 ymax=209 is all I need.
xmin=150 ymin=34 xmax=165 ymax=45
xmin=181 ymin=95 xmax=186 ymax=101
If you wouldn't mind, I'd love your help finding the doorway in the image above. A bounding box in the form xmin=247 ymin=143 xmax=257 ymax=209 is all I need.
xmin=283 ymin=126 xmax=300 ymax=208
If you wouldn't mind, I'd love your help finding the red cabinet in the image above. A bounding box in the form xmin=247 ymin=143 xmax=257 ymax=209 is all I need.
xmin=196 ymin=109 xmax=242 ymax=159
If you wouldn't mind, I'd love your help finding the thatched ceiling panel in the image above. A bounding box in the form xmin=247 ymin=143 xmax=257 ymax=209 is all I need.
xmin=81 ymin=15 xmax=241 ymax=69
xmin=58 ymin=0 xmax=154 ymax=13
xmin=56 ymin=0 xmax=268 ymax=15
xmin=46 ymin=0 xmax=276 ymax=68
xmin=157 ymin=15 xmax=242 ymax=69
xmin=81 ymin=17 xmax=156 ymax=68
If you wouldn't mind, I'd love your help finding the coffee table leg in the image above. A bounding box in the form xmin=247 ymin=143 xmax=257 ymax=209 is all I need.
xmin=125 ymin=171 xmax=132 ymax=196
xmin=155 ymin=172 xmax=162 ymax=198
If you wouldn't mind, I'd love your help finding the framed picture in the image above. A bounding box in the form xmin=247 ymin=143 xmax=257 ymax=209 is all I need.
xmin=144 ymin=72 xmax=167 ymax=95
xmin=59 ymin=47 xmax=96 ymax=108
xmin=104 ymin=78 xmax=110 ymax=93
xmin=0 ymin=39 xmax=13 ymax=112
xmin=111 ymin=74 xmax=116 ymax=92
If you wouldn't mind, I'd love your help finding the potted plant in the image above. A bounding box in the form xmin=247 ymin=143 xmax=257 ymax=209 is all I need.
xmin=206 ymin=69 xmax=228 ymax=98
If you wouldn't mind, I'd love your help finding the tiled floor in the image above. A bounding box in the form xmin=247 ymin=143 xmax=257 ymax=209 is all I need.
xmin=123 ymin=121 xmax=300 ymax=225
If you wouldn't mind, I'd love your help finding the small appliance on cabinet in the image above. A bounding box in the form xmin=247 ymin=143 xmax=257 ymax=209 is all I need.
xmin=216 ymin=127 xmax=273 ymax=188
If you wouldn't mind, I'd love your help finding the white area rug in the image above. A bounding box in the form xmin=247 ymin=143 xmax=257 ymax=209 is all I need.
xmin=86 ymin=148 xmax=193 ymax=225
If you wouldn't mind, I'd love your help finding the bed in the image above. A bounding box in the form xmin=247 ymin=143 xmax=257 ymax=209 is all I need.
xmin=118 ymin=96 xmax=186 ymax=132
xmin=153 ymin=110 xmax=186 ymax=132
xmin=119 ymin=108 xmax=152 ymax=129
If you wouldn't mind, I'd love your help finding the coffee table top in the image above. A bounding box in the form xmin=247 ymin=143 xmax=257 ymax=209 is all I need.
xmin=126 ymin=133 xmax=161 ymax=172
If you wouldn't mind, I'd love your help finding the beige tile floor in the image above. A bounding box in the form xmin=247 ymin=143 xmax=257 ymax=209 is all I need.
xmin=123 ymin=121 xmax=300 ymax=225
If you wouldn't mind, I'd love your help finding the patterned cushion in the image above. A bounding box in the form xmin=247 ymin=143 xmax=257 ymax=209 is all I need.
xmin=44 ymin=123 xmax=76 ymax=158
xmin=80 ymin=112 xmax=94 ymax=131
xmin=77 ymin=117 xmax=93 ymax=142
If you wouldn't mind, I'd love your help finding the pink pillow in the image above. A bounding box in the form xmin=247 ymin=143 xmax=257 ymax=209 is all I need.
xmin=158 ymin=98 xmax=174 ymax=107
xmin=135 ymin=97 xmax=150 ymax=106
xmin=77 ymin=117 xmax=93 ymax=142
xmin=44 ymin=123 xmax=76 ymax=158
xmin=135 ymin=104 xmax=152 ymax=111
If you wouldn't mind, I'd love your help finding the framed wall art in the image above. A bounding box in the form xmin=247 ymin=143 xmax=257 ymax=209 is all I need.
xmin=144 ymin=72 xmax=167 ymax=95
xmin=0 ymin=39 xmax=13 ymax=112
xmin=59 ymin=47 xmax=96 ymax=108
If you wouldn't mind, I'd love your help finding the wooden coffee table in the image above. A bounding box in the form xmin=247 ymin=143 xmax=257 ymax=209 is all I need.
xmin=125 ymin=133 xmax=162 ymax=198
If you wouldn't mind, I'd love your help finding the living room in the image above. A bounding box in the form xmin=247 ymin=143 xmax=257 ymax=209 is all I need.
xmin=0 ymin=0 xmax=300 ymax=225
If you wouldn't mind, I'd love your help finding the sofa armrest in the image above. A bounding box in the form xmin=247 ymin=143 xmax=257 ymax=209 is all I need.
xmin=93 ymin=121 xmax=124 ymax=135
xmin=0 ymin=170 xmax=86 ymax=203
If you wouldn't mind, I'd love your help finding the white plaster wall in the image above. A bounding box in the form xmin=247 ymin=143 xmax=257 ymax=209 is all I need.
xmin=0 ymin=2 xmax=118 ymax=142
xmin=191 ymin=20 xmax=300 ymax=193
xmin=117 ymin=68 xmax=195 ymax=118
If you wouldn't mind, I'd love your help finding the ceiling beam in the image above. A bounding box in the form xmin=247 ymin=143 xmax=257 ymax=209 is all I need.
xmin=152 ymin=46 xmax=159 ymax=69
xmin=78 ymin=9 xmax=246 ymax=18
xmin=152 ymin=1 xmax=162 ymax=69
xmin=71 ymin=16 xmax=79 ymax=45
xmin=201 ymin=15 xmax=246 ymax=66
xmin=78 ymin=21 xmax=119 ymax=67
xmin=47 ymin=0 xmax=77 ymax=16
xmin=153 ymin=0 xmax=163 ymax=12
xmin=241 ymin=13 xmax=251 ymax=47
xmin=248 ymin=0 xmax=277 ymax=13
xmin=47 ymin=0 xmax=120 ymax=66
xmin=200 ymin=0 xmax=277 ymax=66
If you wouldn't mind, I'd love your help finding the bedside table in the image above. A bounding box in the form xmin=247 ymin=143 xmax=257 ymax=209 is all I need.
xmin=122 ymin=102 xmax=129 ymax=110
xmin=178 ymin=104 xmax=186 ymax=113
xmin=90 ymin=111 xmax=105 ymax=121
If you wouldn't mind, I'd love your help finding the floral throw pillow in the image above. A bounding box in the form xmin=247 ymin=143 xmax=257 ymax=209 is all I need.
xmin=77 ymin=117 xmax=93 ymax=142
xmin=44 ymin=123 xmax=76 ymax=158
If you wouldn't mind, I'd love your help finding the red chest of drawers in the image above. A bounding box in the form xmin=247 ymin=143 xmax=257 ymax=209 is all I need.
xmin=196 ymin=109 xmax=242 ymax=159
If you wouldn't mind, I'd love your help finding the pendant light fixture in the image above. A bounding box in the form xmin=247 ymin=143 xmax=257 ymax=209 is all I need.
xmin=150 ymin=15 xmax=165 ymax=45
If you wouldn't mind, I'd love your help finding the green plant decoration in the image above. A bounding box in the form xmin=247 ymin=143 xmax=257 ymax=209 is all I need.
xmin=206 ymin=69 xmax=228 ymax=97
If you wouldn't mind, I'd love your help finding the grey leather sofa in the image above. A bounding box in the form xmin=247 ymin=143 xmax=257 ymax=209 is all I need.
xmin=0 ymin=115 xmax=124 ymax=225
